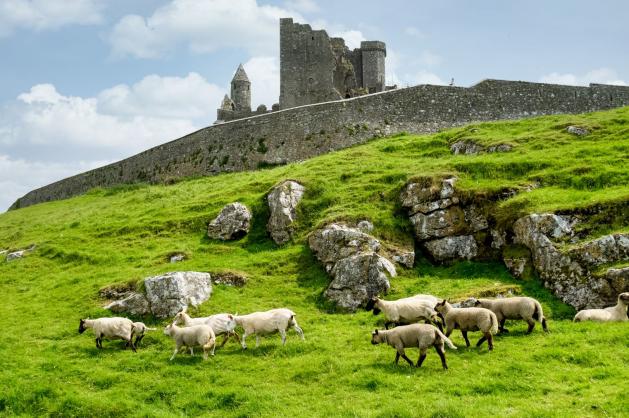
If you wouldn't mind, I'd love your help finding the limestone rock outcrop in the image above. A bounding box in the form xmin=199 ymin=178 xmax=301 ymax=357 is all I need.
xmin=400 ymin=177 xmax=498 ymax=263
xmin=105 ymin=293 xmax=151 ymax=316
xmin=6 ymin=250 xmax=26 ymax=262
xmin=104 ymin=271 xmax=212 ymax=318
xmin=423 ymin=235 xmax=478 ymax=262
xmin=567 ymin=126 xmax=589 ymax=136
xmin=309 ymin=223 xmax=396 ymax=311
xmin=145 ymin=272 xmax=213 ymax=318
xmin=211 ymin=271 xmax=248 ymax=287
xmin=513 ymin=214 xmax=628 ymax=309
xmin=207 ymin=202 xmax=251 ymax=240
xmin=267 ymin=180 xmax=305 ymax=245
xmin=450 ymin=140 xmax=512 ymax=155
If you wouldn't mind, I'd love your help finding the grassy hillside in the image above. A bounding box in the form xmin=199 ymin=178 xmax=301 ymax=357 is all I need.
xmin=1 ymin=107 xmax=628 ymax=417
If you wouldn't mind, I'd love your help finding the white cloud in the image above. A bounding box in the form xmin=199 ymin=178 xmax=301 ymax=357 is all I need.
xmin=109 ymin=0 xmax=303 ymax=58
xmin=0 ymin=74 xmax=226 ymax=209
xmin=540 ymin=68 xmax=627 ymax=86
xmin=386 ymin=48 xmax=446 ymax=87
xmin=0 ymin=0 xmax=103 ymax=37
xmin=333 ymin=29 xmax=365 ymax=50
xmin=404 ymin=26 xmax=425 ymax=39
xmin=283 ymin=0 xmax=318 ymax=13
xmin=243 ymin=56 xmax=280 ymax=108
xmin=418 ymin=50 xmax=442 ymax=67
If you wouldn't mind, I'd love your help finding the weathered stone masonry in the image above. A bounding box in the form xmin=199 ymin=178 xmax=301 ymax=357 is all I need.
xmin=10 ymin=79 xmax=629 ymax=210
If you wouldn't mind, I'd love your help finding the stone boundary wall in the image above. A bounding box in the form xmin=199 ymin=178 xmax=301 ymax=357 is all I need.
xmin=10 ymin=79 xmax=629 ymax=210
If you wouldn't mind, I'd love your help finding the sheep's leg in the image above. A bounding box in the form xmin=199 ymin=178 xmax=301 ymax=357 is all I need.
xmin=170 ymin=345 xmax=180 ymax=361
xmin=255 ymin=335 xmax=261 ymax=348
xmin=487 ymin=333 xmax=494 ymax=351
xmin=461 ymin=331 xmax=470 ymax=347
xmin=219 ymin=334 xmax=229 ymax=348
xmin=542 ymin=318 xmax=549 ymax=332
xmin=128 ymin=338 xmax=137 ymax=353
xmin=291 ymin=322 xmax=305 ymax=340
xmin=416 ymin=348 xmax=428 ymax=368
xmin=135 ymin=334 xmax=144 ymax=345
xmin=279 ymin=329 xmax=287 ymax=345
xmin=241 ymin=331 xmax=249 ymax=349
xmin=189 ymin=347 xmax=194 ymax=356
xmin=394 ymin=352 xmax=400 ymax=364
xmin=476 ymin=334 xmax=487 ymax=347
xmin=397 ymin=349 xmax=413 ymax=367
xmin=384 ymin=321 xmax=392 ymax=330
xmin=435 ymin=345 xmax=448 ymax=370
xmin=95 ymin=338 xmax=100 ymax=349
xmin=499 ymin=318 xmax=509 ymax=333
xmin=526 ymin=320 xmax=535 ymax=333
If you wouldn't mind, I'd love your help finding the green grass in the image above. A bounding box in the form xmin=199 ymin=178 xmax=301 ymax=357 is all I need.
xmin=1 ymin=107 xmax=628 ymax=417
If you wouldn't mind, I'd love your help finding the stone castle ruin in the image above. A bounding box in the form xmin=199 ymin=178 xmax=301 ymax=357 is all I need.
xmin=10 ymin=19 xmax=629 ymax=210
xmin=217 ymin=18 xmax=387 ymax=122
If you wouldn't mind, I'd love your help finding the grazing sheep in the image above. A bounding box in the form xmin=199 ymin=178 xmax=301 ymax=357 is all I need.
xmin=365 ymin=295 xmax=441 ymax=330
xmin=163 ymin=323 xmax=216 ymax=361
xmin=434 ymin=300 xmax=498 ymax=350
xmin=468 ymin=296 xmax=549 ymax=333
xmin=234 ymin=308 xmax=304 ymax=349
xmin=172 ymin=308 xmax=239 ymax=353
xmin=371 ymin=324 xmax=457 ymax=369
xmin=131 ymin=322 xmax=157 ymax=346
xmin=574 ymin=292 xmax=629 ymax=322
xmin=79 ymin=317 xmax=136 ymax=352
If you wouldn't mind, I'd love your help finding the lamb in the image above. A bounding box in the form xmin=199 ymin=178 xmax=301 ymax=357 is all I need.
xmin=467 ymin=296 xmax=548 ymax=333
xmin=574 ymin=292 xmax=629 ymax=322
xmin=434 ymin=300 xmax=498 ymax=350
xmin=131 ymin=322 xmax=157 ymax=346
xmin=234 ymin=308 xmax=304 ymax=349
xmin=172 ymin=308 xmax=239 ymax=353
xmin=163 ymin=323 xmax=216 ymax=360
xmin=79 ymin=317 xmax=136 ymax=352
xmin=365 ymin=295 xmax=441 ymax=330
xmin=371 ymin=324 xmax=457 ymax=369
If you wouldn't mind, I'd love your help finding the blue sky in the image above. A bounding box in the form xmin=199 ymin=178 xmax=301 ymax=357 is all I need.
xmin=1 ymin=0 xmax=627 ymax=211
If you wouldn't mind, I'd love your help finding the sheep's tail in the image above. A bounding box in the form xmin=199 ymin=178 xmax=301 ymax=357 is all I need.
xmin=533 ymin=301 xmax=549 ymax=332
xmin=489 ymin=312 xmax=499 ymax=335
xmin=435 ymin=328 xmax=457 ymax=350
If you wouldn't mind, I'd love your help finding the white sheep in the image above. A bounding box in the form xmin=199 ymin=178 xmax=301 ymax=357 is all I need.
xmin=172 ymin=308 xmax=239 ymax=354
xmin=574 ymin=292 xmax=629 ymax=322
xmin=434 ymin=300 xmax=498 ymax=350
xmin=163 ymin=323 xmax=216 ymax=360
xmin=79 ymin=317 xmax=136 ymax=351
xmin=366 ymin=295 xmax=441 ymax=330
xmin=371 ymin=323 xmax=457 ymax=369
xmin=468 ymin=296 xmax=548 ymax=333
xmin=234 ymin=308 xmax=304 ymax=349
xmin=131 ymin=322 xmax=157 ymax=346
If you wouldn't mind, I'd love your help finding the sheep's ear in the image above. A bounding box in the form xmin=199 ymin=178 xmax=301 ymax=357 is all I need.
xmin=374 ymin=329 xmax=379 ymax=335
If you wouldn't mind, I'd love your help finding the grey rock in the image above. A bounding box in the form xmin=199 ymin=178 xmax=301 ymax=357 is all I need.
xmin=267 ymin=181 xmax=305 ymax=245
xmin=423 ymin=235 xmax=478 ymax=262
xmin=6 ymin=250 xmax=26 ymax=262
xmin=490 ymin=229 xmax=507 ymax=249
xmin=464 ymin=204 xmax=489 ymax=232
xmin=170 ymin=253 xmax=186 ymax=263
xmin=450 ymin=140 xmax=483 ymax=155
xmin=211 ymin=271 xmax=248 ymax=287
xmin=569 ymin=234 xmax=629 ymax=267
xmin=512 ymin=213 xmax=625 ymax=309
xmin=605 ymin=267 xmax=629 ymax=295
xmin=390 ymin=248 xmax=415 ymax=268
xmin=144 ymin=271 xmax=212 ymax=318
xmin=324 ymin=252 xmax=395 ymax=311
xmin=104 ymin=292 xmax=151 ymax=316
xmin=487 ymin=144 xmax=513 ymax=153
xmin=503 ymin=257 xmax=530 ymax=279
xmin=567 ymin=126 xmax=589 ymax=136
xmin=357 ymin=220 xmax=374 ymax=233
xmin=308 ymin=223 xmax=380 ymax=272
xmin=207 ymin=202 xmax=251 ymax=240
xmin=400 ymin=177 xmax=458 ymax=215
xmin=410 ymin=206 xmax=467 ymax=240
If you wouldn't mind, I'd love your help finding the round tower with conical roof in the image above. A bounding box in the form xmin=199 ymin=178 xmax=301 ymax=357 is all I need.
xmin=231 ymin=63 xmax=251 ymax=112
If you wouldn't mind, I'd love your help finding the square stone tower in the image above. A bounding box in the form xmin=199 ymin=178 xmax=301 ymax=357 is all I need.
xmin=279 ymin=18 xmax=386 ymax=110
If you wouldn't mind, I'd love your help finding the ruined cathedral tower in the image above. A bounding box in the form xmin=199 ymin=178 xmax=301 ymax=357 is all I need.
xmin=231 ymin=64 xmax=251 ymax=112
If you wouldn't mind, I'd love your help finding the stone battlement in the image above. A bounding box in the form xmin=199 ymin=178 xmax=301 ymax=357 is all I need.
xmin=10 ymin=79 xmax=629 ymax=210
